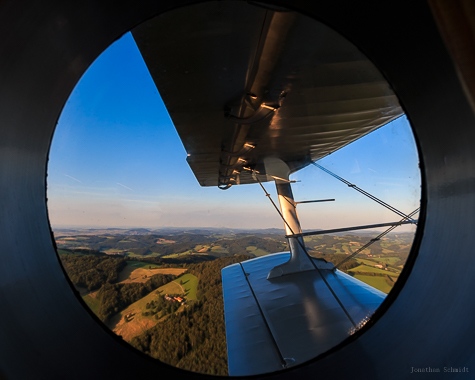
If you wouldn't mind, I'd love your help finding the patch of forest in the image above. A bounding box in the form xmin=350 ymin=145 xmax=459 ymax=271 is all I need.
xmin=130 ymin=255 xmax=250 ymax=376
xmin=59 ymin=249 xmax=127 ymax=291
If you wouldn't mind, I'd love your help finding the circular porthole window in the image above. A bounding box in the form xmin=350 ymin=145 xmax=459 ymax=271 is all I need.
xmin=47 ymin=1 xmax=421 ymax=376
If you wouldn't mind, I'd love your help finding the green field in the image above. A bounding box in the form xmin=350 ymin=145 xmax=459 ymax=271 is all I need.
xmin=351 ymin=264 xmax=396 ymax=276
xmin=125 ymin=251 xmax=162 ymax=258
xmin=161 ymin=250 xmax=193 ymax=258
xmin=103 ymin=248 xmax=126 ymax=255
xmin=156 ymin=273 xmax=199 ymax=300
xmin=353 ymin=274 xmax=393 ymax=294
xmin=210 ymin=245 xmax=228 ymax=254
xmin=159 ymin=280 xmax=185 ymax=294
xmin=246 ymin=246 xmax=269 ymax=257
xmin=356 ymin=258 xmax=380 ymax=266
xmin=348 ymin=259 xmax=401 ymax=293
xmin=129 ymin=288 xmax=162 ymax=311
xmin=194 ymin=244 xmax=210 ymax=252
xmin=373 ymin=256 xmax=402 ymax=265
xmin=178 ymin=273 xmax=199 ymax=301
xmin=341 ymin=243 xmax=352 ymax=253
xmin=83 ymin=294 xmax=100 ymax=314
xmin=109 ymin=287 xmax=165 ymax=333
xmin=252 ymin=249 xmax=269 ymax=257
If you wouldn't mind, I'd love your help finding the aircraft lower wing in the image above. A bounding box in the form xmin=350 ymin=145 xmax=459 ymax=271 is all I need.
xmin=222 ymin=253 xmax=385 ymax=375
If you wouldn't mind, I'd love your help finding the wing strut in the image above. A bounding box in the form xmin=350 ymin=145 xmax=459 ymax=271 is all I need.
xmin=250 ymin=164 xmax=359 ymax=329
xmin=250 ymin=158 xmax=333 ymax=279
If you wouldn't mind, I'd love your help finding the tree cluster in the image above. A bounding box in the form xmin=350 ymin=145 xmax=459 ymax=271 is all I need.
xmin=59 ymin=251 xmax=126 ymax=291
xmin=143 ymin=295 xmax=181 ymax=318
xmin=130 ymin=255 xmax=250 ymax=376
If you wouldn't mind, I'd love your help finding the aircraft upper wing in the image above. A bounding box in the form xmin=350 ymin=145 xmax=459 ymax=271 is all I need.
xmin=132 ymin=2 xmax=403 ymax=189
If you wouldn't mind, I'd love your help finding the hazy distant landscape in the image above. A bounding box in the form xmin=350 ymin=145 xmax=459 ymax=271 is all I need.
xmin=55 ymin=227 xmax=414 ymax=375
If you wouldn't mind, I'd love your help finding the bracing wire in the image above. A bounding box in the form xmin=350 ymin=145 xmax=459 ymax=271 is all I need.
xmin=250 ymin=166 xmax=418 ymax=327
xmin=335 ymin=207 xmax=420 ymax=269
xmin=251 ymin=170 xmax=358 ymax=327
xmin=313 ymin=162 xmax=418 ymax=224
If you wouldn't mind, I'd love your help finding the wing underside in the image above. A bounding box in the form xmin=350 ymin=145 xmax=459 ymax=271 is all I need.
xmin=132 ymin=1 xmax=403 ymax=188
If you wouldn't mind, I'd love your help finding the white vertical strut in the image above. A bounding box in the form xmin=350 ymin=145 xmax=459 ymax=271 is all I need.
xmin=264 ymin=158 xmax=317 ymax=279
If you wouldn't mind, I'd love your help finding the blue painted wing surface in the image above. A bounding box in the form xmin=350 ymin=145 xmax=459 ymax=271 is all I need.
xmin=222 ymin=253 xmax=386 ymax=376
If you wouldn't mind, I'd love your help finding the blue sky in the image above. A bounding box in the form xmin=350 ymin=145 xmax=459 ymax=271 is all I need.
xmin=47 ymin=32 xmax=421 ymax=232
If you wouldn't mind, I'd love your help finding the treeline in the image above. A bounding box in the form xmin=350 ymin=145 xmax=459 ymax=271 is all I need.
xmin=59 ymin=250 xmax=126 ymax=291
xmin=130 ymin=255 xmax=250 ymax=376
xmin=97 ymin=274 xmax=176 ymax=323
xmin=58 ymin=233 xmax=289 ymax=258
xmin=131 ymin=255 xmax=217 ymax=267
xmin=57 ymin=233 xmax=217 ymax=256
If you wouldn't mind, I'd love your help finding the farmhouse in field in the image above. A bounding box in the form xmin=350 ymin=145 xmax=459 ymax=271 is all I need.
xmin=164 ymin=294 xmax=185 ymax=303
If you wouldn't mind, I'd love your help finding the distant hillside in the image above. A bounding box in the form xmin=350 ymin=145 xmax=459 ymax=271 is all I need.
xmin=52 ymin=226 xmax=285 ymax=236
xmin=54 ymin=230 xmax=288 ymax=258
